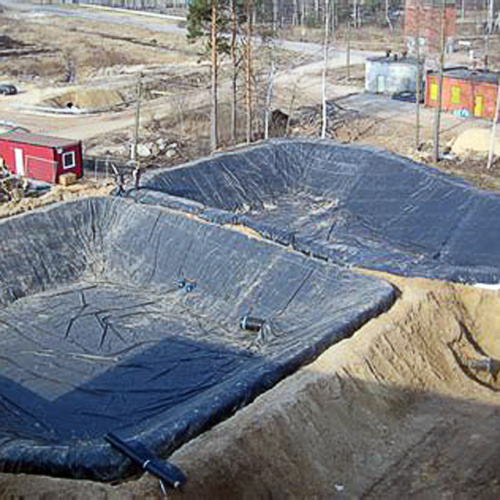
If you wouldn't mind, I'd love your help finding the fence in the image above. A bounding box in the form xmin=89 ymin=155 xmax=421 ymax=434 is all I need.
xmin=83 ymin=156 xmax=134 ymax=180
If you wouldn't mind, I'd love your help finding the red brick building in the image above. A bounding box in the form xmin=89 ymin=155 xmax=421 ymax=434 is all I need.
xmin=0 ymin=131 xmax=83 ymax=184
xmin=425 ymin=67 xmax=500 ymax=121
xmin=404 ymin=0 xmax=457 ymax=53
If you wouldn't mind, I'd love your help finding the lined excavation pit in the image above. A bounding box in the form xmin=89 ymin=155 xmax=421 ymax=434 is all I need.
xmin=140 ymin=140 xmax=500 ymax=283
xmin=0 ymin=197 xmax=394 ymax=481
xmin=2 ymin=140 xmax=500 ymax=497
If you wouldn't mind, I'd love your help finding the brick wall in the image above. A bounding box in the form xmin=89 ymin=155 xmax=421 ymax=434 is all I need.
xmin=425 ymin=74 xmax=499 ymax=121
xmin=405 ymin=0 xmax=457 ymax=52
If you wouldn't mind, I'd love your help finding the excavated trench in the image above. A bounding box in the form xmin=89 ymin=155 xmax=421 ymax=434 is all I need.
xmin=37 ymin=71 xmax=204 ymax=114
xmin=1 ymin=140 xmax=500 ymax=497
xmin=39 ymin=86 xmax=142 ymax=113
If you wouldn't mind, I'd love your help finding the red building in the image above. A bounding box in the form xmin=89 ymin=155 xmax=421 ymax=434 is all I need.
xmin=425 ymin=67 xmax=500 ymax=121
xmin=404 ymin=0 xmax=457 ymax=53
xmin=0 ymin=131 xmax=83 ymax=184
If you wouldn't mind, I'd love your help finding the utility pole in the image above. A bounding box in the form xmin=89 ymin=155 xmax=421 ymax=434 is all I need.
xmin=210 ymin=0 xmax=219 ymax=152
xmin=487 ymin=80 xmax=500 ymax=170
xmin=321 ymin=0 xmax=330 ymax=139
xmin=432 ymin=0 xmax=446 ymax=163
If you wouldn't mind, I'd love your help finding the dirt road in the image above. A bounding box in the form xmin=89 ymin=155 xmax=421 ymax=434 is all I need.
xmin=0 ymin=0 xmax=380 ymax=57
xmin=0 ymin=1 xmax=382 ymax=142
xmin=0 ymin=86 xmax=211 ymax=140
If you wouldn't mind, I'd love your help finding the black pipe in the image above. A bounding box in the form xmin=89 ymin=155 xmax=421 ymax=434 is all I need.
xmin=105 ymin=432 xmax=186 ymax=490
xmin=240 ymin=316 xmax=265 ymax=331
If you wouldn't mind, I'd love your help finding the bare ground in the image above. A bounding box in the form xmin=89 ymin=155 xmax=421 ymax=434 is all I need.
xmin=0 ymin=179 xmax=114 ymax=219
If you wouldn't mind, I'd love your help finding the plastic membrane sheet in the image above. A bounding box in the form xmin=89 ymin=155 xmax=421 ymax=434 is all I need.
xmin=0 ymin=197 xmax=395 ymax=480
xmin=140 ymin=139 xmax=500 ymax=284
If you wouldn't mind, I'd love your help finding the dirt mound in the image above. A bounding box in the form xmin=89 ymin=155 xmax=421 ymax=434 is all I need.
xmin=2 ymin=274 xmax=500 ymax=498
xmin=452 ymin=128 xmax=500 ymax=157
xmin=158 ymin=274 xmax=500 ymax=499
xmin=0 ymin=179 xmax=113 ymax=220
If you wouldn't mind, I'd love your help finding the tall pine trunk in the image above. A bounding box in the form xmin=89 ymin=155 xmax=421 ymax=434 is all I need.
xmin=415 ymin=2 xmax=421 ymax=152
xmin=321 ymin=0 xmax=329 ymax=139
xmin=432 ymin=0 xmax=446 ymax=162
xmin=487 ymin=81 xmax=500 ymax=170
xmin=231 ymin=0 xmax=237 ymax=145
xmin=245 ymin=0 xmax=253 ymax=143
xmin=210 ymin=0 xmax=218 ymax=152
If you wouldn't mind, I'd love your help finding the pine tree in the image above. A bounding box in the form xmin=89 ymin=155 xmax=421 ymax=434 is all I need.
xmin=187 ymin=0 xmax=231 ymax=151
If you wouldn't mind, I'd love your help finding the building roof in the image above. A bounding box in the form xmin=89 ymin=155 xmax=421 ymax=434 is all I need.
xmin=367 ymin=55 xmax=418 ymax=65
xmin=428 ymin=66 xmax=500 ymax=85
xmin=0 ymin=131 xmax=80 ymax=149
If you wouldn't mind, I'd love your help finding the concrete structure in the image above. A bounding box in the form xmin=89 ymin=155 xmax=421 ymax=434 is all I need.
xmin=365 ymin=55 xmax=421 ymax=95
xmin=425 ymin=67 xmax=500 ymax=121
xmin=0 ymin=131 xmax=83 ymax=183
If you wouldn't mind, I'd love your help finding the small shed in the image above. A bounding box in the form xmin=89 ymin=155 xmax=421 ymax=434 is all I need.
xmin=365 ymin=54 xmax=421 ymax=95
xmin=0 ymin=131 xmax=83 ymax=184
xmin=425 ymin=67 xmax=500 ymax=121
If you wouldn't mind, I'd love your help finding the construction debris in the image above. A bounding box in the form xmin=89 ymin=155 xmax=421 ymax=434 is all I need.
xmin=291 ymin=100 xmax=361 ymax=137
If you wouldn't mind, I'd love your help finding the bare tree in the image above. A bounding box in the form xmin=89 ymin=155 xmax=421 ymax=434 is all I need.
xmin=432 ymin=0 xmax=446 ymax=163
xmin=264 ymin=62 xmax=276 ymax=140
xmin=352 ymin=0 xmax=359 ymax=29
xmin=187 ymin=0 xmax=228 ymax=153
xmin=230 ymin=0 xmax=238 ymax=144
xmin=132 ymin=71 xmax=143 ymax=164
xmin=346 ymin=19 xmax=351 ymax=81
xmin=415 ymin=0 xmax=422 ymax=152
xmin=385 ymin=0 xmax=393 ymax=31
xmin=485 ymin=0 xmax=495 ymax=68
xmin=272 ymin=0 xmax=279 ymax=32
xmin=487 ymin=79 xmax=500 ymax=170
xmin=321 ymin=0 xmax=330 ymax=139
xmin=244 ymin=0 xmax=254 ymax=143
xmin=286 ymin=79 xmax=299 ymax=136
xmin=210 ymin=0 xmax=219 ymax=152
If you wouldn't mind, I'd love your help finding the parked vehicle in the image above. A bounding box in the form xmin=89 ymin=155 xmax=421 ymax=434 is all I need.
xmin=391 ymin=90 xmax=424 ymax=103
xmin=0 ymin=84 xmax=17 ymax=96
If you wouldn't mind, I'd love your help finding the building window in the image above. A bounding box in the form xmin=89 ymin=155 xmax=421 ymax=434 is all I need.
xmin=451 ymin=85 xmax=461 ymax=104
xmin=62 ymin=151 xmax=76 ymax=169
xmin=430 ymin=82 xmax=439 ymax=101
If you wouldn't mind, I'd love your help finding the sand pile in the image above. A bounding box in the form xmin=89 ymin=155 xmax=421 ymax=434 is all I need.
xmin=2 ymin=273 xmax=500 ymax=498
xmin=452 ymin=128 xmax=500 ymax=157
